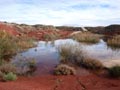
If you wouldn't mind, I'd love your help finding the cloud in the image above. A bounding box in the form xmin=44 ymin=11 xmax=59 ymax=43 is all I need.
xmin=0 ymin=0 xmax=120 ymax=26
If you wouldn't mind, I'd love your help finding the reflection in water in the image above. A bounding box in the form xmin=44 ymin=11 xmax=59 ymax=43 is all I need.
xmin=12 ymin=41 xmax=60 ymax=75
xmin=12 ymin=39 xmax=120 ymax=75
xmin=82 ymin=39 xmax=120 ymax=61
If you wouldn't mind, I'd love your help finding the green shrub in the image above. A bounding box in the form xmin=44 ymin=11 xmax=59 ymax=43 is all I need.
xmin=0 ymin=30 xmax=17 ymax=59
xmin=0 ymin=30 xmax=35 ymax=60
xmin=108 ymin=65 xmax=120 ymax=78
xmin=3 ymin=72 xmax=17 ymax=81
xmin=54 ymin=64 xmax=76 ymax=75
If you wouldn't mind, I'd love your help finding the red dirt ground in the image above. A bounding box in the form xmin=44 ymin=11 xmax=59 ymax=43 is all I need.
xmin=0 ymin=74 xmax=120 ymax=90
xmin=28 ymin=30 xmax=73 ymax=40
xmin=0 ymin=22 xmax=19 ymax=35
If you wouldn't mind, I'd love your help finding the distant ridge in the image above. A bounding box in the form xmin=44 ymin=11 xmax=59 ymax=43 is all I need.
xmin=0 ymin=21 xmax=120 ymax=35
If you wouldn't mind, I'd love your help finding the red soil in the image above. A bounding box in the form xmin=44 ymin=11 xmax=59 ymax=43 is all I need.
xmin=28 ymin=30 xmax=73 ymax=40
xmin=0 ymin=74 xmax=119 ymax=90
xmin=0 ymin=22 xmax=19 ymax=35
xmin=0 ymin=22 xmax=73 ymax=39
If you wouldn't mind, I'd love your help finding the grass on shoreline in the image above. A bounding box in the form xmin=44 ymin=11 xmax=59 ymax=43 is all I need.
xmin=71 ymin=32 xmax=101 ymax=44
xmin=57 ymin=43 xmax=104 ymax=70
xmin=107 ymin=35 xmax=120 ymax=48
xmin=43 ymin=31 xmax=60 ymax=41
xmin=0 ymin=30 xmax=35 ymax=60
xmin=0 ymin=30 xmax=36 ymax=81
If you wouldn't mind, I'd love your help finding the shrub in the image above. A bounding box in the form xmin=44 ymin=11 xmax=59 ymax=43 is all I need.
xmin=0 ymin=30 xmax=17 ymax=59
xmin=43 ymin=31 xmax=60 ymax=41
xmin=71 ymin=32 xmax=100 ymax=44
xmin=0 ymin=30 xmax=35 ymax=60
xmin=0 ymin=59 xmax=5 ymax=66
xmin=80 ymin=58 xmax=103 ymax=70
xmin=107 ymin=35 xmax=120 ymax=48
xmin=54 ymin=64 xmax=76 ymax=75
xmin=108 ymin=65 xmax=120 ymax=78
xmin=57 ymin=43 xmax=103 ymax=70
xmin=0 ymin=63 xmax=17 ymax=74
xmin=16 ymin=35 xmax=35 ymax=50
xmin=57 ymin=43 xmax=84 ymax=64
xmin=3 ymin=72 xmax=17 ymax=81
xmin=12 ymin=58 xmax=37 ymax=75
xmin=0 ymin=71 xmax=3 ymax=78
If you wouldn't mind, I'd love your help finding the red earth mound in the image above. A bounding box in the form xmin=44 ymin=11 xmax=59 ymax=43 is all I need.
xmin=0 ymin=22 xmax=19 ymax=35
xmin=0 ymin=22 xmax=73 ymax=39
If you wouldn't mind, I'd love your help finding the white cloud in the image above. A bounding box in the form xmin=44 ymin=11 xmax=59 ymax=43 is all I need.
xmin=0 ymin=0 xmax=120 ymax=26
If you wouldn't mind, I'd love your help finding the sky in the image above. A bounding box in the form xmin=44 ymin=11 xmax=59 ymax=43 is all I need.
xmin=0 ymin=0 xmax=120 ymax=26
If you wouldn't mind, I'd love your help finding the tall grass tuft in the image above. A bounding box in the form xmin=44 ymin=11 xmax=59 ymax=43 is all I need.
xmin=57 ymin=43 xmax=84 ymax=64
xmin=57 ymin=43 xmax=103 ymax=70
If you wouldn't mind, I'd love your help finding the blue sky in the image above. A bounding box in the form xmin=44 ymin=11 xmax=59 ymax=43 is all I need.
xmin=0 ymin=0 xmax=120 ymax=26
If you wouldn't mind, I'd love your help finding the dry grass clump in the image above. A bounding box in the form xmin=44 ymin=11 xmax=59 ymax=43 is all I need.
xmin=80 ymin=58 xmax=103 ymax=70
xmin=108 ymin=65 xmax=120 ymax=78
xmin=57 ymin=43 xmax=84 ymax=64
xmin=12 ymin=58 xmax=37 ymax=75
xmin=54 ymin=64 xmax=76 ymax=75
xmin=0 ymin=30 xmax=35 ymax=60
xmin=0 ymin=62 xmax=17 ymax=81
xmin=16 ymin=35 xmax=35 ymax=50
xmin=57 ymin=43 xmax=104 ymax=70
xmin=71 ymin=32 xmax=100 ymax=44
xmin=43 ymin=31 xmax=60 ymax=41
xmin=107 ymin=35 xmax=120 ymax=48
xmin=0 ymin=63 xmax=17 ymax=74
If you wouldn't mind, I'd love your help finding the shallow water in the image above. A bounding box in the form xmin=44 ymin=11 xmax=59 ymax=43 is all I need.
xmin=12 ymin=39 xmax=120 ymax=75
